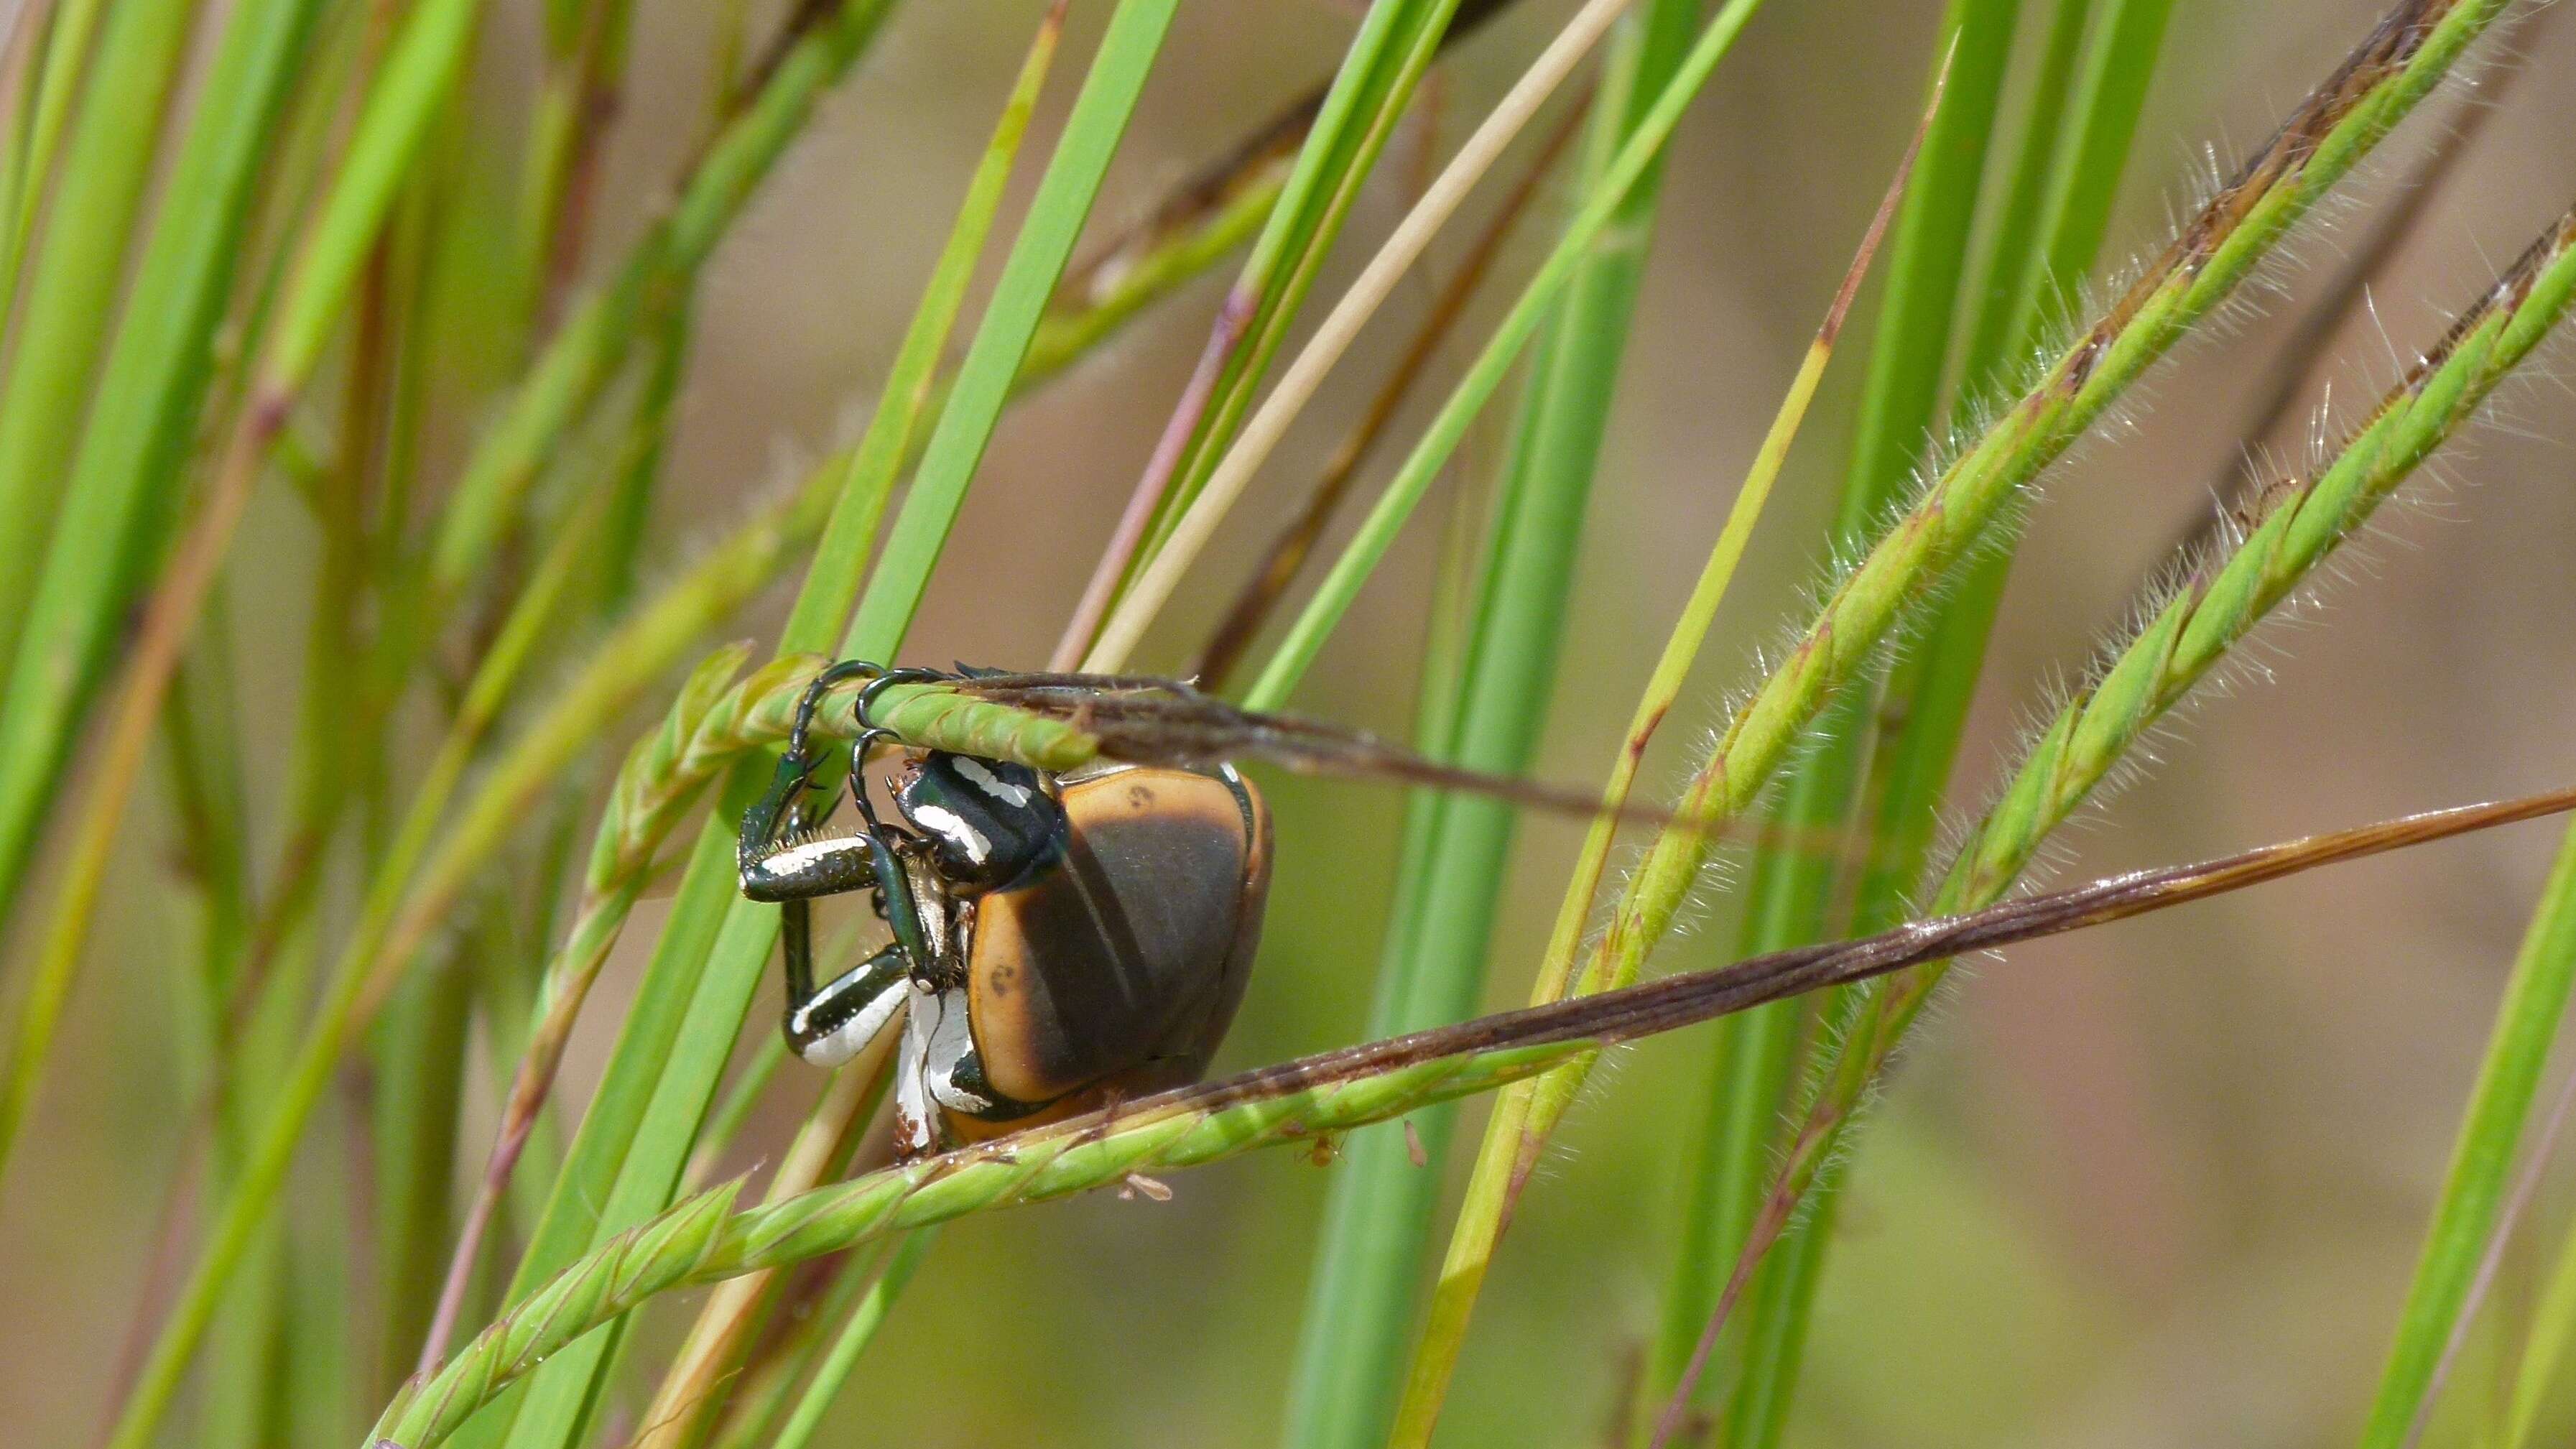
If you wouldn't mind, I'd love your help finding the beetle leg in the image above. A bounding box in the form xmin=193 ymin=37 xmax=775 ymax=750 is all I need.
xmin=918 ymin=986 xmax=996 ymax=1118
xmin=853 ymin=666 xmax=949 ymax=733
xmin=738 ymin=744 xmax=835 ymax=893
xmin=891 ymin=984 xmax=944 ymax=1160
xmin=786 ymin=658 xmax=888 ymax=762
xmin=847 ymin=758 xmax=948 ymax=990
xmin=743 ymin=732 xmax=921 ymax=905
xmin=739 ymin=828 xmax=883 ymax=902
xmin=742 ymin=662 xmax=907 ymax=897
xmin=782 ymin=918 xmax=913 ymax=1069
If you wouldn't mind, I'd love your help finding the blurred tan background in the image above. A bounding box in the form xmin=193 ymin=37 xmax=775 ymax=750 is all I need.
xmin=10 ymin=1 xmax=2576 ymax=1443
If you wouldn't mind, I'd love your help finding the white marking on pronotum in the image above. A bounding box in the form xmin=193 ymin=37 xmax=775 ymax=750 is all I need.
xmin=954 ymin=756 xmax=1034 ymax=807
xmin=790 ymin=974 xmax=907 ymax=1068
xmin=909 ymin=802 xmax=992 ymax=864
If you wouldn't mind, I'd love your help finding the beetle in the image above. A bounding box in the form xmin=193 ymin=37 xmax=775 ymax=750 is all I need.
xmin=739 ymin=662 xmax=1272 ymax=1159
xmin=735 ymin=659 xmax=1727 ymax=1159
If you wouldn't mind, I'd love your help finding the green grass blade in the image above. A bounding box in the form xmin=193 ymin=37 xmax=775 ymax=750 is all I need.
xmin=1694 ymin=3 xmax=2175 ymax=1440
xmin=0 ymin=0 xmax=110 ymax=320
xmin=1279 ymin=6 xmax=1714 ymax=1447
xmin=1644 ymin=1 xmax=2021 ymax=1427
xmin=213 ymin=930 xmax=319 ymax=1449
xmin=262 ymin=0 xmax=479 ymax=394
xmin=2505 ymin=1165 xmax=2576 ymax=1448
xmin=1956 ymin=0 xmax=2097 ymax=396
xmin=78 ymin=0 xmax=986 ymax=1430
xmin=0 ymin=0 xmax=195 ymax=671
xmin=427 ymin=0 xmax=900 ymax=597
xmin=839 ymin=0 xmax=1172 ymax=650
xmin=1130 ymin=0 xmax=1464 ymax=568
xmin=0 ymin=0 xmax=330 ymax=1160
xmin=766 ymin=1229 xmax=937 ymax=1449
xmin=1847 ymin=0 xmax=2176 ymax=932
xmin=1246 ymin=0 xmax=1769 ymax=712
xmin=371 ymin=959 xmax=473 ymax=1394
xmin=1725 ymin=8 xmax=2174 ymax=1436
xmin=1372 ymin=48 xmax=1941 ymax=1447
xmin=82 ymin=0 xmax=515 ymax=1436
xmin=2358 ymin=818 xmax=2576 ymax=1442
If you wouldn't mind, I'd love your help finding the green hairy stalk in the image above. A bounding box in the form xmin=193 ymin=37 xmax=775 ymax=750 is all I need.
xmin=1577 ymin=0 xmax=2506 ymax=1024
xmin=1657 ymin=195 xmax=2576 ymax=1431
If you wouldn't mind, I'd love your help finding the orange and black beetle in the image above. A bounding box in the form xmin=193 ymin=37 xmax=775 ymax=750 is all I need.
xmin=739 ymin=662 xmax=1271 ymax=1159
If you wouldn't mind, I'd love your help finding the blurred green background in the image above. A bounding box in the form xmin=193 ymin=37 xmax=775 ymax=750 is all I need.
xmin=9 ymin=1 xmax=2576 ymax=1443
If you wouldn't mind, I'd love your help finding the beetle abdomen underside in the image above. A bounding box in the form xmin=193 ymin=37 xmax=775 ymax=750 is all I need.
xmin=967 ymin=767 xmax=1271 ymax=1107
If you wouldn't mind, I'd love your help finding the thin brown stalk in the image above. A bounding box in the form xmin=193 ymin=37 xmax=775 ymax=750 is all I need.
xmin=532 ymin=0 xmax=634 ymax=338
xmin=1049 ymin=282 xmax=1256 ymax=670
xmin=1083 ymin=0 xmax=1634 ymax=674
xmin=1192 ymin=85 xmax=1590 ymax=691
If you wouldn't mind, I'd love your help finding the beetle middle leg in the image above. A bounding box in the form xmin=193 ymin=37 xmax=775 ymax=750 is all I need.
xmin=781 ymin=899 xmax=914 ymax=1068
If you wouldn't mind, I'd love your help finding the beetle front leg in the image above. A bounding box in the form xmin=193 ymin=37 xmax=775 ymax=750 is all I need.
xmin=739 ymin=740 xmax=866 ymax=899
xmin=740 ymin=828 xmax=884 ymax=902
xmin=780 ymin=899 xmax=914 ymax=1068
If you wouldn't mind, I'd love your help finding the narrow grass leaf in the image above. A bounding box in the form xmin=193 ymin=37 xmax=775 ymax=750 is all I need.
xmin=1646 ymin=0 xmax=2024 ymax=1425
xmin=1126 ymin=0 xmax=1470 ymax=571
xmin=1279 ymin=7 xmax=1715 ymax=1443
xmin=1080 ymin=0 xmax=1622 ymax=674
xmin=2360 ymin=815 xmax=2576 ymax=1443
xmin=1703 ymin=1 xmax=2175 ymax=1438
xmin=766 ymin=1229 xmax=937 ymax=1449
xmin=0 ymin=0 xmax=333 ymax=1167
xmin=2505 ymin=1151 xmax=2576 ymax=1448
xmin=0 ymin=0 xmax=111 ymax=320
xmin=1387 ymin=54 xmax=1936 ymax=1445
xmin=1245 ymin=0 xmax=1767 ymax=712
xmin=427 ymin=0 xmax=901 ymax=596
xmin=83 ymin=1 xmax=516 ymax=1439
xmin=0 ymin=0 xmax=195 ymax=672
xmin=1847 ymin=0 xmax=2178 ymax=932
